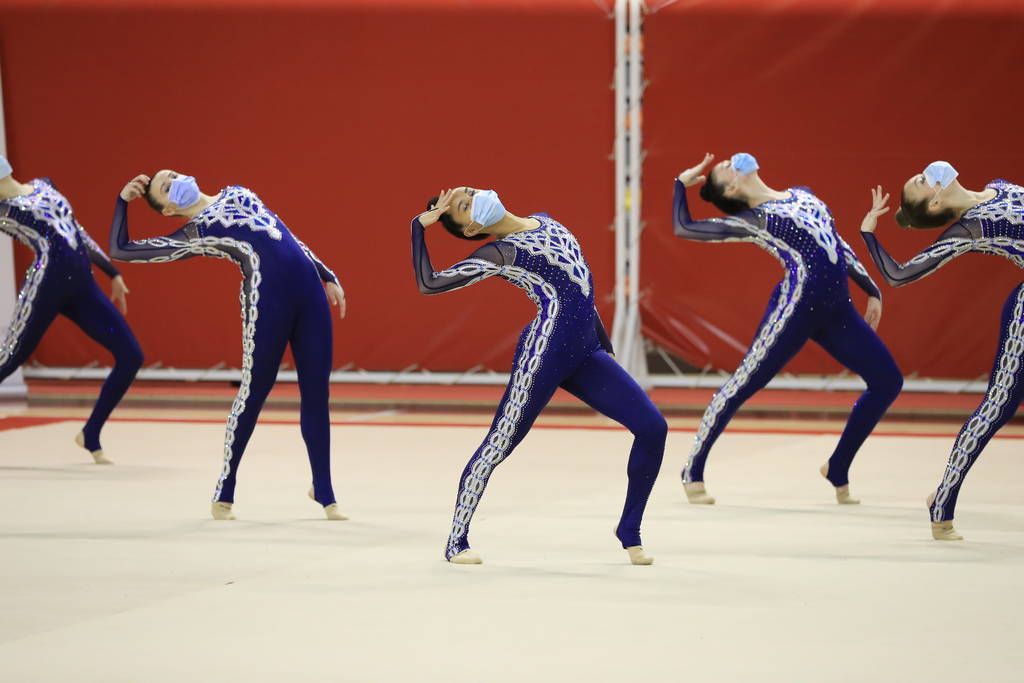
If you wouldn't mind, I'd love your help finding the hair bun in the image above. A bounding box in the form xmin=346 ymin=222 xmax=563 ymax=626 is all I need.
xmin=894 ymin=208 xmax=912 ymax=228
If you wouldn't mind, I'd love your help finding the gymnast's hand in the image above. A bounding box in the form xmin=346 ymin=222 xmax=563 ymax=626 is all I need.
xmin=677 ymin=153 xmax=715 ymax=187
xmin=864 ymin=296 xmax=882 ymax=330
xmin=325 ymin=281 xmax=347 ymax=319
xmin=860 ymin=186 xmax=890 ymax=234
xmin=120 ymin=174 xmax=151 ymax=202
xmin=418 ymin=188 xmax=455 ymax=227
xmin=111 ymin=275 xmax=130 ymax=316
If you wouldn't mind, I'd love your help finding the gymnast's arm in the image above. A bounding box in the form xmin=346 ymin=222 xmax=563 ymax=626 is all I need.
xmin=109 ymin=176 xmax=199 ymax=263
xmin=293 ymin=234 xmax=341 ymax=286
xmin=76 ymin=220 xmax=121 ymax=278
xmin=672 ymin=179 xmax=758 ymax=242
xmin=837 ymin=234 xmax=881 ymax=299
xmin=594 ymin=309 xmax=614 ymax=354
xmin=411 ymin=216 xmax=509 ymax=295
xmin=860 ymin=222 xmax=975 ymax=288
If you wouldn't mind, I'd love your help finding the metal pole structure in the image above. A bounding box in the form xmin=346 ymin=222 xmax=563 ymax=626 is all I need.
xmin=610 ymin=0 xmax=628 ymax=353
xmin=618 ymin=0 xmax=647 ymax=382
xmin=0 ymin=60 xmax=28 ymax=399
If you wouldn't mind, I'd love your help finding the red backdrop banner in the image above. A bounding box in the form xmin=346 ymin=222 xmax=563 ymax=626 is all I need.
xmin=0 ymin=0 xmax=615 ymax=372
xmin=641 ymin=0 xmax=1024 ymax=379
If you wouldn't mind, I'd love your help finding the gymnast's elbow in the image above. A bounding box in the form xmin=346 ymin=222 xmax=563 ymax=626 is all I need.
xmin=416 ymin=278 xmax=440 ymax=296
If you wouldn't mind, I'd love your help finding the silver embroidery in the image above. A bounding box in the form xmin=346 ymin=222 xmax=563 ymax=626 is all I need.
xmin=5 ymin=181 xmax=79 ymax=249
xmin=503 ymin=217 xmax=592 ymax=296
xmin=0 ymin=218 xmax=50 ymax=370
xmin=932 ymin=285 xmax=1024 ymax=522
xmin=683 ymin=225 xmax=808 ymax=482
xmin=125 ymin=235 xmax=262 ymax=502
xmin=192 ymin=187 xmax=283 ymax=240
xmin=964 ymin=182 xmax=1024 ymax=226
xmin=442 ymin=259 xmax=560 ymax=557
xmin=762 ymin=190 xmax=840 ymax=265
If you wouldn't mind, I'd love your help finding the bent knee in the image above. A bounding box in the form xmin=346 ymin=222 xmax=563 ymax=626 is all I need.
xmin=872 ymin=363 xmax=903 ymax=401
xmin=633 ymin=410 xmax=668 ymax=446
xmin=120 ymin=341 xmax=144 ymax=372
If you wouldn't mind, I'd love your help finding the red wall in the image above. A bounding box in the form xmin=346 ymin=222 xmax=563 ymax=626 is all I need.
xmin=0 ymin=0 xmax=614 ymax=372
xmin=4 ymin=0 xmax=1022 ymax=379
xmin=641 ymin=0 xmax=1024 ymax=378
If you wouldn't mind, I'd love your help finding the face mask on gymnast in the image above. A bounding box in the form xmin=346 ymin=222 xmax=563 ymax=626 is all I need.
xmin=923 ymin=161 xmax=958 ymax=191
xmin=469 ymin=190 xmax=506 ymax=228
xmin=0 ymin=155 xmax=12 ymax=179
xmin=168 ymin=175 xmax=201 ymax=209
xmin=730 ymin=152 xmax=759 ymax=176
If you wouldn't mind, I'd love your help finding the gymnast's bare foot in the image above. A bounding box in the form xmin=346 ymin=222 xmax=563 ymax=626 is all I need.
xmin=75 ymin=431 xmax=111 ymax=465
xmin=449 ymin=549 xmax=482 ymax=565
xmin=309 ymin=488 xmax=348 ymax=520
xmin=211 ymin=501 xmax=235 ymax=520
xmin=926 ymin=492 xmax=963 ymax=540
xmin=684 ymin=481 xmax=716 ymax=504
xmin=820 ymin=463 xmax=859 ymax=504
xmin=625 ymin=546 xmax=654 ymax=565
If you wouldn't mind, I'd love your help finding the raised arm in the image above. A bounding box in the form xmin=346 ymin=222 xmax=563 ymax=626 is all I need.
xmin=673 ymin=154 xmax=759 ymax=242
xmin=861 ymin=226 xmax=974 ymax=288
xmin=411 ymin=216 xmax=508 ymax=295
xmin=109 ymin=175 xmax=198 ymax=263
xmin=859 ymin=185 xmax=974 ymax=288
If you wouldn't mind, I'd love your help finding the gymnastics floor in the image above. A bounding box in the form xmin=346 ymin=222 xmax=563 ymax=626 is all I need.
xmin=0 ymin=397 xmax=1021 ymax=682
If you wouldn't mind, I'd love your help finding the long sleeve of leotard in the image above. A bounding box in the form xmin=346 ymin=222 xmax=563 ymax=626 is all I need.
xmin=411 ymin=216 xmax=510 ymax=295
xmin=860 ymin=222 xmax=976 ymax=288
xmin=109 ymin=197 xmax=199 ymax=263
xmin=837 ymin=234 xmax=881 ymax=299
xmin=292 ymin=235 xmax=341 ymax=287
xmin=76 ymin=219 xmax=120 ymax=278
xmin=672 ymin=179 xmax=759 ymax=241
xmin=594 ymin=309 xmax=614 ymax=354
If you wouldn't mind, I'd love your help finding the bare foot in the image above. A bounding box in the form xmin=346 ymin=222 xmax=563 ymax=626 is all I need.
xmin=74 ymin=431 xmax=112 ymax=465
xmin=211 ymin=501 xmax=235 ymax=520
xmin=819 ymin=463 xmax=859 ymax=504
xmin=309 ymin=488 xmax=348 ymax=520
xmin=449 ymin=549 xmax=482 ymax=565
xmin=625 ymin=546 xmax=654 ymax=565
xmin=684 ymin=481 xmax=716 ymax=505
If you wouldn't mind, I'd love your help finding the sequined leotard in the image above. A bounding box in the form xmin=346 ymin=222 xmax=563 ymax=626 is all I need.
xmin=0 ymin=179 xmax=142 ymax=452
xmin=672 ymin=179 xmax=902 ymax=488
xmin=110 ymin=185 xmax=340 ymax=505
xmin=862 ymin=179 xmax=1024 ymax=523
xmin=411 ymin=213 xmax=667 ymax=559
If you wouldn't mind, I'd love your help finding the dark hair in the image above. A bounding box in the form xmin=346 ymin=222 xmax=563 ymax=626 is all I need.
xmin=426 ymin=196 xmax=487 ymax=241
xmin=698 ymin=168 xmax=749 ymax=215
xmin=894 ymin=190 xmax=957 ymax=229
xmin=144 ymin=178 xmax=165 ymax=212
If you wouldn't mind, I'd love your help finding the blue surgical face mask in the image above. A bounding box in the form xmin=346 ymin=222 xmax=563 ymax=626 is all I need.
xmin=469 ymin=189 xmax=506 ymax=228
xmin=731 ymin=152 xmax=759 ymax=176
xmin=168 ymin=175 xmax=201 ymax=209
xmin=0 ymin=155 xmax=12 ymax=179
xmin=923 ymin=161 xmax=958 ymax=190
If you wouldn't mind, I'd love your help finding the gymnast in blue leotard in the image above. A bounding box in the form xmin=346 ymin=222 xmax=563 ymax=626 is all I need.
xmin=412 ymin=187 xmax=667 ymax=565
xmin=109 ymin=171 xmax=347 ymax=521
xmin=860 ymin=162 xmax=1024 ymax=541
xmin=671 ymin=153 xmax=903 ymax=506
xmin=0 ymin=155 xmax=141 ymax=464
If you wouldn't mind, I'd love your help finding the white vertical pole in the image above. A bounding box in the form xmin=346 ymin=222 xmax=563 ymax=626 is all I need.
xmin=0 ymin=60 xmax=27 ymax=398
xmin=610 ymin=0 xmax=628 ymax=353
xmin=619 ymin=0 xmax=647 ymax=383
